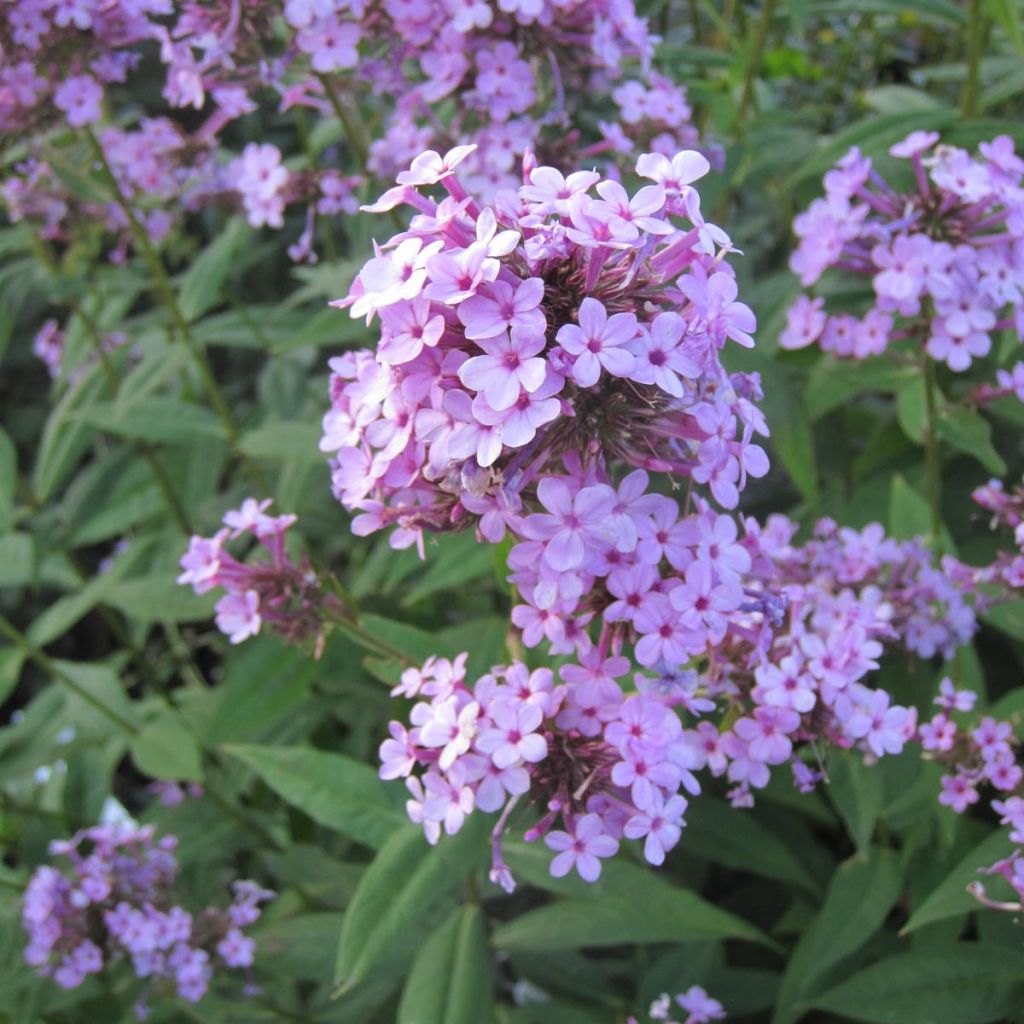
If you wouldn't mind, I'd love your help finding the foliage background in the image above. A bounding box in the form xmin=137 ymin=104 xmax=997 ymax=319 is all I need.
xmin=3 ymin=1 xmax=1024 ymax=1022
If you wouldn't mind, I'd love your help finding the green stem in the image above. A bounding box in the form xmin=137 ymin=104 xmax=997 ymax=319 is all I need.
xmin=923 ymin=358 xmax=943 ymax=541
xmin=316 ymin=74 xmax=371 ymax=165
xmin=962 ymin=0 xmax=984 ymax=117
xmin=735 ymin=0 xmax=778 ymax=130
xmin=0 ymin=608 xmax=282 ymax=851
xmin=84 ymin=129 xmax=270 ymax=495
xmin=72 ymin=299 xmax=195 ymax=535
xmin=0 ymin=611 xmax=139 ymax=734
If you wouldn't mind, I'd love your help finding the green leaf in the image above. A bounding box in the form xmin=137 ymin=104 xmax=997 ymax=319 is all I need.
xmin=496 ymin=842 xmax=773 ymax=951
xmin=223 ymin=744 xmax=407 ymax=849
xmin=682 ymin=797 xmax=822 ymax=895
xmin=238 ymin=421 xmax=324 ymax=463
xmin=887 ymin=475 xmax=932 ymax=541
xmin=808 ymin=0 xmax=965 ymax=24
xmin=51 ymin=659 xmax=138 ymax=737
xmin=936 ymin=407 xmax=1006 ymax=475
xmin=104 ymin=576 xmax=217 ymax=623
xmin=805 ymin=359 xmax=915 ymax=422
xmin=983 ymin=598 xmax=1024 ymax=643
xmin=491 ymin=893 xmax=765 ymax=952
xmin=255 ymin=912 xmax=344 ymax=983
xmin=985 ymin=0 xmax=1024 ymax=52
xmin=0 ymin=533 xmax=34 ymax=588
xmin=335 ymin=820 xmax=487 ymax=991
xmin=811 ymin=944 xmax=1024 ymax=1023
xmin=205 ymin=640 xmax=322 ymax=745
xmin=828 ymin=749 xmax=884 ymax=850
xmin=75 ymin=398 xmax=226 ymax=444
xmin=402 ymin=532 xmax=500 ymax=607
xmin=902 ymin=829 xmax=1017 ymax=933
xmin=896 ymin=377 xmax=928 ymax=444
xmin=130 ymin=713 xmax=203 ymax=782
xmin=761 ymin=365 xmax=819 ymax=504
xmin=27 ymin=543 xmax=144 ymax=645
xmin=0 ymin=427 xmax=16 ymax=534
xmin=179 ymin=219 xmax=252 ymax=321
xmin=774 ymin=849 xmax=903 ymax=1024
xmin=397 ymin=904 xmax=495 ymax=1024
xmin=33 ymin=363 xmax=108 ymax=501
xmin=862 ymin=85 xmax=946 ymax=114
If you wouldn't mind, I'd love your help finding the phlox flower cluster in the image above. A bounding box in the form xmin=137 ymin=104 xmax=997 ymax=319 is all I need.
xmin=908 ymin=499 xmax=1024 ymax=912
xmin=630 ymin=987 xmax=726 ymax=1024
xmin=21 ymin=823 xmax=272 ymax=1010
xmin=356 ymin=0 xmax=707 ymax=197
xmin=917 ymin=677 xmax=1024 ymax=911
xmin=381 ymin=653 xmax=699 ymax=888
xmin=0 ymin=0 xmax=165 ymax=135
xmin=153 ymin=0 xmax=706 ymax=201
xmin=377 ymin=503 xmax=1024 ymax=883
xmin=781 ymin=132 xmax=1024 ymax=372
xmin=971 ymin=477 xmax=1024 ymax=589
xmin=177 ymin=498 xmax=341 ymax=651
xmin=323 ymin=143 xmax=765 ymax=564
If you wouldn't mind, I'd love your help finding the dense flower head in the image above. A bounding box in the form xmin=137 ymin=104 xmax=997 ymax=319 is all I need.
xmin=782 ymin=133 xmax=1024 ymax=373
xmin=373 ymin=504 xmax=1011 ymax=885
xmin=149 ymin=0 xmax=708 ymax=199
xmin=323 ymin=144 xmax=765 ymax=565
xmin=1 ymin=0 xmax=707 ymax=260
xmin=178 ymin=499 xmax=341 ymax=651
xmin=21 ymin=823 xmax=272 ymax=1010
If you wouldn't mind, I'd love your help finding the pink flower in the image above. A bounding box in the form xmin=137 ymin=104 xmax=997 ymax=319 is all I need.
xmin=780 ymin=295 xmax=827 ymax=350
xmin=297 ymin=17 xmax=360 ymax=73
xmin=520 ymin=166 xmax=600 ymax=215
xmin=623 ymin=793 xmax=687 ymax=866
xmin=458 ymin=327 xmax=547 ymax=410
xmin=733 ymin=707 xmax=799 ymax=764
xmin=458 ymin=277 xmax=546 ymax=341
xmin=54 ymin=75 xmax=103 ymax=127
xmin=524 ymin=479 xmax=616 ymax=571
xmin=628 ymin=312 xmax=700 ymax=397
xmin=379 ymin=722 xmax=417 ymax=780
xmin=676 ymin=985 xmax=726 ymax=1024
xmin=556 ymin=297 xmax=638 ymax=386
xmin=476 ymin=701 xmax=548 ymax=767
xmin=214 ymin=590 xmax=261 ymax=644
xmin=938 ymin=773 xmax=980 ymax=813
xmin=417 ymin=697 xmax=480 ymax=770
xmin=544 ymin=813 xmax=619 ymax=882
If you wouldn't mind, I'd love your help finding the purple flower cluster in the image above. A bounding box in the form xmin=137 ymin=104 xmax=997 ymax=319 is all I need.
xmin=178 ymin=498 xmax=340 ymax=650
xmin=356 ymin=0 xmax=708 ymax=197
xmin=971 ymin=478 xmax=1024 ymax=589
xmin=22 ymin=823 xmax=272 ymax=1009
xmin=0 ymin=0 xmax=163 ymax=135
xmin=153 ymin=0 xmax=706 ymax=199
xmin=3 ymin=0 xmax=709 ymax=264
xmin=916 ymin=677 xmax=1024 ymax=910
xmin=377 ymin=507 xmax=990 ymax=884
xmin=333 ymin=145 xmax=1003 ymax=884
xmin=323 ymin=144 xmax=764 ymax=564
xmin=374 ymin=482 xmax=1024 ymax=885
xmin=782 ymin=132 xmax=1024 ymax=372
